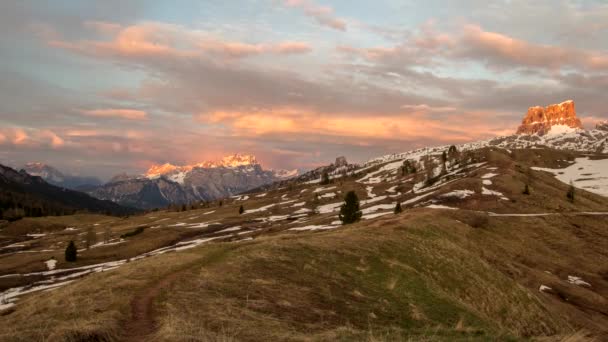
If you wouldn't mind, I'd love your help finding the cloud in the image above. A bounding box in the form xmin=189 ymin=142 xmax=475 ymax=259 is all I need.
xmin=351 ymin=22 xmax=608 ymax=72
xmin=13 ymin=128 xmax=28 ymax=145
xmin=50 ymin=22 xmax=312 ymax=60
xmin=284 ymin=0 xmax=347 ymax=31
xmin=40 ymin=130 xmax=65 ymax=148
xmin=458 ymin=25 xmax=608 ymax=71
xmin=81 ymin=109 xmax=148 ymax=120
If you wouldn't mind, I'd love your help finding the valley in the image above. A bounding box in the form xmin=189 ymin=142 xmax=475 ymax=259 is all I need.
xmin=1 ymin=140 xmax=607 ymax=341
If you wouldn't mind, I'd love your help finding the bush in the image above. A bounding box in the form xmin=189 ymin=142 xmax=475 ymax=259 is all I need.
xmin=120 ymin=226 xmax=145 ymax=238
xmin=339 ymin=191 xmax=362 ymax=225
xmin=320 ymin=171 xmax=331 ymax=185
xmin=394 ymin=202 xmax=403 ymax=214
xmin=65 ymin=240 xmax=77 ymax=262
xmin=567 ymin=181 xmax=575 ymax=203
xmin=239 ymin=205 xmax=244 ymax=215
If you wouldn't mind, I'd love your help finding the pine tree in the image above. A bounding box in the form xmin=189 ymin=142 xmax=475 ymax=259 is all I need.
xmin=523 ymin=184 xmax=530 ymax=195
xmin=320 ymin=171 xmax=330 ymax=185
xmin=339 ymin=191 xmax=362 ymax=225
xmin=567 ymin=181 xmax=575 ymax=202
xmin=441 ymin=151 xmax=447 ymax=174
xmin=239 ymin=205 xmax=244 ymax=215
xmin=394 ymin=202 xmax=403 ymax=214
xmin=65 ymin=240 xmax=77 ymax=262
xmin=219 ymin=200 xmax=223 ymax=207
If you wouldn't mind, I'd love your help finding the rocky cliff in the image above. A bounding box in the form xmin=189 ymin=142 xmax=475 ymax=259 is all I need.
xmin=516 ymin=100 xmax=583 ymax=135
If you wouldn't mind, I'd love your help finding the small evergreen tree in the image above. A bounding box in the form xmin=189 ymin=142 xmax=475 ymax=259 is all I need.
xmin=218 ymin=200 xmax=223 ymax=207
xmin=65 ymin=240 xmax=77 ymax=262
xmin=567 ymin=181 xmax=575 ymax=202
xmin=394 ymin=202 xmax=403 ymax=214
xmin=441 ymin=151 xmax=448 ymax=174
xmin=320 ymin=171 xmax=330 ymax=185
xmin=523 ymin=184 xmax=530 ymax=195
xmin=339 ymin=191 xmax=362 ymax=225
xmin=239 ymin=205 xmax=244 ymax=214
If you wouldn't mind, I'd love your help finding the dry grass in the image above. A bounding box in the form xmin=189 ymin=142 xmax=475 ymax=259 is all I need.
xmin=1 ymin=148 xmax=607 ymax=341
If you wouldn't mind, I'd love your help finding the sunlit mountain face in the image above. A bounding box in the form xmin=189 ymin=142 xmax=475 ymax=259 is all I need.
xmin=1 ymin=1 xmax=607 ymax=179
xmin=145 ymin=154 xmax=260 ymax=178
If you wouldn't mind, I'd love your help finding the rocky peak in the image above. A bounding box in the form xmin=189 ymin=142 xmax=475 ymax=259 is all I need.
xmin=22 ymin=162 xmax=65 ymax=183
xmin=596 ymin=120 xmax=608 ymax=131
xmin=516 ymin=100 xmax=583 ymax=135
xmin=145 ymin=154 xmax=261 ymax=178
xmin=334 ymin=156 xmax=348 ymax=167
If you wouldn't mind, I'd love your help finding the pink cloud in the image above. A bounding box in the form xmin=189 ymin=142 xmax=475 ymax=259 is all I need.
xmin=81 ymin=109 xmax=148 ymax=120
xmin=51 ymin=22 xmax=312 ymax=60
xmin=40 ymin=130 xmax=65 ymax=148
xmin=284 ymin=0 xmax=347 ymax=31
xmin=13 ymin=128 xmax=28 ymax=145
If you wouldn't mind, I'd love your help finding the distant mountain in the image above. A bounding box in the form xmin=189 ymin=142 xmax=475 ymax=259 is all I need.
xmin=88 ymin=154 xmax=299 ymax=209
xmin=22 ymin=163 xmax=102 ymax=190
xmin=0 ymin=164 xmax=137 ymax=220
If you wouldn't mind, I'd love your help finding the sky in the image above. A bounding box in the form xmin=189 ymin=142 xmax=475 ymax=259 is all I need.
xmin=1 ymin=0 xmax=607 ymax=180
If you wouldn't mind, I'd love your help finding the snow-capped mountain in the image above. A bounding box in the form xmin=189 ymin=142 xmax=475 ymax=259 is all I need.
xmin=21 ymin=163 xmax=102 ymax=190
xmin=87 ymin=154 xmax=299 ymax=209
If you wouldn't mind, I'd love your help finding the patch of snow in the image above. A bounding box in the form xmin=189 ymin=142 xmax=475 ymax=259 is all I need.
xmin=291 ymin=202 xmax=306 ymax=207
xmin=244 ymin=203 xmax=276 ymax=214
xmin=255 ymin=193 xmax=267 ymax=197
xmin=427 ymin=204 xmax=457 ymax=210
xmin=45 ymin=259 xmax=57 ymax=271
xmin=483 ymin=179 xmax=492 ymax=185
xmin=547 ymin=124 xmax=577 ymax=136
xmin=319 ymin=192 xmax=336 ymax=199
xmin=440 ymin=189 xmax=474 ymax=199
xmin=481 ymin=173 xmax=498 ymax=179
xmin=363 ymin=211 xmax=393 ymax=220
xmin=293 ymin=208 xmax=311 ymax=214
xmin=317 ymin=202 xmax=343 ymax=214
xmin=532 ymin=157 xmax=608 ymax=197
xmin=313 ymin=186 xmax=336 ymax=193
xmin=539 ymin=285 xmax=552 ymax=292
xmin=482 ymin=187 xmax=509 ymax=200
xmin=216 ymin=226 xmax=242 ymax=234
xmin=568 ymin=276 xmax=591 ymax=287
xmin=362 ymin=203 xmax=395 ymax=214
xmin=289 ymin=224 xmax=338 ymax=231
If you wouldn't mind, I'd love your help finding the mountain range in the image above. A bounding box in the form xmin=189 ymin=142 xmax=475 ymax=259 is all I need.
xmin=0 ymin=164 xmax=137 ymax=220
xmin=16 ymin=101 xmax=608 ymax=210
xmin=21 ymin=163 xmax=102 ymax=190
xmin=86 ymin=154 xmax=299 ymax=209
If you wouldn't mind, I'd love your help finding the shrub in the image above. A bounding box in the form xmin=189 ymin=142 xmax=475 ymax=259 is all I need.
xmin=567 ymin=181 xmax=575 ymax=202
xmin=394 ymin=202 xmax=403 ymax=214
xmin=239 ymin=205 xmax=244 ymax=215
xmin=120 ymin=226 xmax=145 ymax=238
xmin=65 ymin=240 xmax=77 ymax=262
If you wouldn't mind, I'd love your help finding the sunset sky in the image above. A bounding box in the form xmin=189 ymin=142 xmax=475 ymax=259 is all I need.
xmin=1 ymin=0 xmax=607 ymax=179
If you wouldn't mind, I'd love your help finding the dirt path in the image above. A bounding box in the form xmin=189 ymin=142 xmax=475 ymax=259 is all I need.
xmin=120 ymin=269 xmax=188 ymax=342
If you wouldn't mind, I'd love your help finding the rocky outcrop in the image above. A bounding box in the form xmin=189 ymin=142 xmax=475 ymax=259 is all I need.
xmin=596 ymin=120 xmax=608 ymax=131
xmin=516 ymin=100 xmax=583 ymax=135
xmin=334 ymin=156 xmax=348 ymax=167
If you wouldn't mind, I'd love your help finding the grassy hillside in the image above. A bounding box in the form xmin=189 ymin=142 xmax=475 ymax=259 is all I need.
xmin=0 ymin=147 xmax=607 ymax=341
